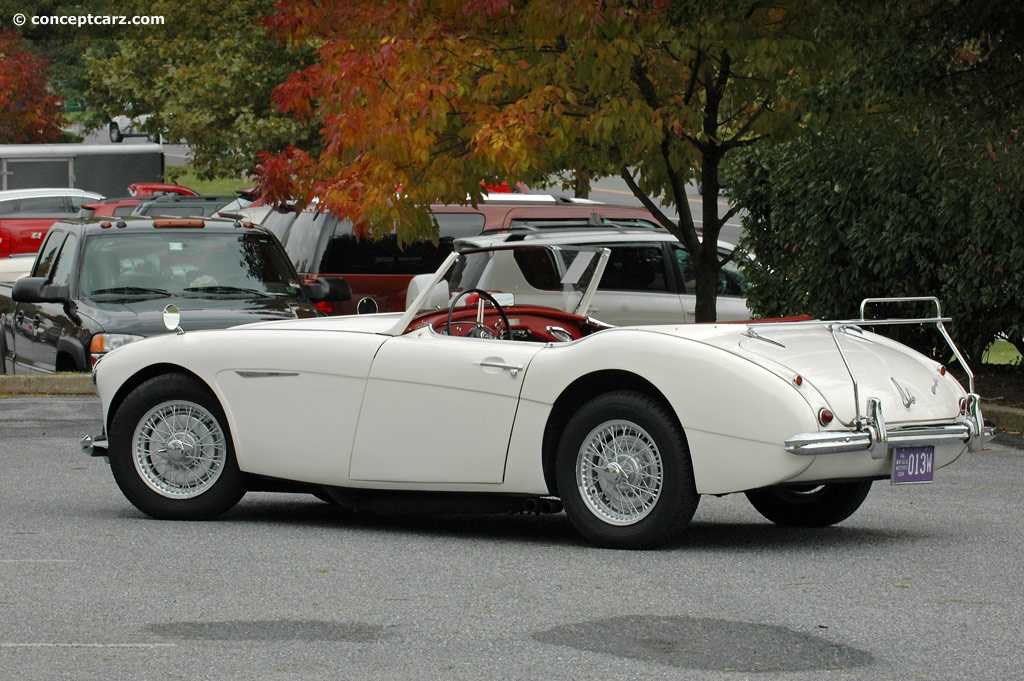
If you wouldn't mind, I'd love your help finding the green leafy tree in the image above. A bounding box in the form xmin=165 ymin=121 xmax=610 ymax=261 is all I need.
xmin=729 ymin=122 xmax=1024 ymax=362
xmin=259 ymin=0 xmax=835 ymax=321
xmin=79 ymin=0 xmax=314 ymax=179
xmin=726 ymin=1 xmax=1024 ymax=360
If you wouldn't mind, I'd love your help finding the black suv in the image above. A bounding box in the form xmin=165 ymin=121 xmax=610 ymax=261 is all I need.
xmin=0 ymin=216 xmax=349 ymax=374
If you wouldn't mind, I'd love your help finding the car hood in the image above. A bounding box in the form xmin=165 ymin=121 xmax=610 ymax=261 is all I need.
xmin=79 ymin=296 xmax=318 ymax=336
xmin=646 ymin=322 xmax=966 ymax=425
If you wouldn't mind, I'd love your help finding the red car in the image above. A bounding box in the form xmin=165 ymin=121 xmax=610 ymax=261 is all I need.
xmin=79 ymin=197 xmax=144 ymax=218
xmin=126 ymin=183 xmax=197 ymax=197
xmin=0 ymin=188 xmax=104 ymax=258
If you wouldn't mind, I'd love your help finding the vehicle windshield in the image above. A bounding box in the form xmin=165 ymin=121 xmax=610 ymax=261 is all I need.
xmin=78 ymin=231 xmax=305 ymax=300
xmin=392 ymin=244 xmax=610 ymax=335
xmin=448 ymin=245 xmax=608 ymax=315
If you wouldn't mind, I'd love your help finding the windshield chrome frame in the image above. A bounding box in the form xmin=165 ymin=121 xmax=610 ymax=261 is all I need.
xmin=385 ymin=245 xmax=611 ymax=336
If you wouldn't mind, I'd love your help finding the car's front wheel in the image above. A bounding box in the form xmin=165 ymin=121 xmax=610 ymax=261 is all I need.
xmin=745 ymin=481 xmax=873 ymax=527
xmin=556 ymin=391 xmax=698 ymax=549
xmin=108 ymin=123 xmax=123 ymax=143
xmin=108 ymin=374 xmax=245 ymax=520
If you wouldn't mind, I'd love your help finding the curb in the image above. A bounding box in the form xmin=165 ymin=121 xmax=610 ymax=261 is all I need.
xmin=0 ymin=374 xmax=95 ymax=397
xmin=985 ymin=403 xmax=1024 ymax=434
xmin=2 ymin=374 xmax=1023 ymax=434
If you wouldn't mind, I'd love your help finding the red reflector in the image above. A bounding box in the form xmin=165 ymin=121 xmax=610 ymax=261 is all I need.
xmin=939 ymin=365 xmax=947 ymax=376
xmin=314 ymin=301 xmax=333 ymax=314
xmin=818 ymin=408 xmax=834 ymax=426
xmin=793 ymin=375 xmax=803 ymax=387
xmin=153 ymin=219 xmax=205 ymax=228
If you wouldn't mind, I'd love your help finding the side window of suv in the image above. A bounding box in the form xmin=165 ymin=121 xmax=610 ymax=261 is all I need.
xmin=283 ymin=211 xmax=339 ymax=274
xmin=597 ymin=244 xmax=669 ymax=292
xmin=672 ymin=244 xmax=745 ymax=296
xmin=431 ymin=212 xmax=486 ymax=238
xmin=261 ymin=209 xmax=298 ymax=243
xmin=318 ymin=222 xmax=454 ymax=275
xmin=49 ymin=233 xmax=79 ymax=286
xmin=33 ymin=229 xmax=66 ymax=279
xmin=67 ymin=195 xmax=91 ymax=211
xmin=285 ymin=209 xmax=461 ymax=276
xmin=19 ymin=196 xmax=68 ymax=213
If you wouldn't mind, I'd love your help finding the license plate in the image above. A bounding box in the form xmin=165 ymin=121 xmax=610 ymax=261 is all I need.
xmin=892 ymin=446 xmax=935 ymax=485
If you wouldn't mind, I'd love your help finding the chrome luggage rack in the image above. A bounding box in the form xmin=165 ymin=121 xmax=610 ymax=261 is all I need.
xmin=746 ymin=297 xmax=990 ymax=456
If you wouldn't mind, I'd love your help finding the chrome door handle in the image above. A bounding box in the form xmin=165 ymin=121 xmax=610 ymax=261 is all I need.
xmin=478 ymin=360 xmax=523 ymax=377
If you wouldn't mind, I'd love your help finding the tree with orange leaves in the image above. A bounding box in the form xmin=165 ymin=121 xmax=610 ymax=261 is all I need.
xmin=259 ymin=1 xmax=829 ymax=321
xmin=0 ymin=30 xmax=65 ymax=144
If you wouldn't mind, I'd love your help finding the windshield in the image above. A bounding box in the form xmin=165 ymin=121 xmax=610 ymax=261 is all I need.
xmin=393 ymin=243 xmax=609 ymax=333
xmin=78 ymin=231 xmax=305 ymax=300
xmin=448 ymin=245 xmax=606 ymax=316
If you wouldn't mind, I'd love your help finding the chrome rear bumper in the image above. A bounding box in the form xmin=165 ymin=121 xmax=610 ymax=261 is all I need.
xmin=785 ymin=394 xmax=992 ymax=458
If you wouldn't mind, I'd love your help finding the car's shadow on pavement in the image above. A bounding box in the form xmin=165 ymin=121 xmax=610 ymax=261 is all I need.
xmin=205 ymin=493 xmax=912 ymax=552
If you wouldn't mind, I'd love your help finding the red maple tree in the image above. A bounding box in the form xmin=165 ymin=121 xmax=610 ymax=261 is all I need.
xmin=257 ymin=1 xmax=821 ymax=322
xmin=0 ymin=30 xmax=65 ymax=144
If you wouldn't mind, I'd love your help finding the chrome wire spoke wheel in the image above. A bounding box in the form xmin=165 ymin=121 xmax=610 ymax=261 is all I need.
xmin=576 ymin=419 xmax=664 ymax=526
xmin=132 ymin=400 xmax=227 ymax=499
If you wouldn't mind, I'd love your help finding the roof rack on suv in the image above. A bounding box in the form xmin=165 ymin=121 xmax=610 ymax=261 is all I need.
xmin=505 ymin=218 xmax=666 ymax=233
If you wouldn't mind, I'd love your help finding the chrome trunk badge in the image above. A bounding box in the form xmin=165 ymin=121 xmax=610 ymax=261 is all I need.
xmin=891 ymin=377 xmax=916 ymax=409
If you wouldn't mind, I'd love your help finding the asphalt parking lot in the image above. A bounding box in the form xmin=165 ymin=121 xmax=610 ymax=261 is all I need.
xmin=2 ymin=395 xmax=1022 ymax=681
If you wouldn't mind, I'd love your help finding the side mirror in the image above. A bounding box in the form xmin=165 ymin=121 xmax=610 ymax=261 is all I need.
xmin=302 ymin=276 xmax=352 ymax=303
xmin=11 ymin=277 xmax=70 ymax=304
xmin=162 ymin=304 xmax=183 ymax=333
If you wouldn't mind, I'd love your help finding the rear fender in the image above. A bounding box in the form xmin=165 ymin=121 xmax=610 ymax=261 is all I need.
xmin=516 ymin=328 xmax=819 ymax=495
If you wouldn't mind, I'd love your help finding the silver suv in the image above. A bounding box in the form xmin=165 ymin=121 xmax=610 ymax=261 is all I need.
xmin=455 ymin=227 xmax=750 ymax=325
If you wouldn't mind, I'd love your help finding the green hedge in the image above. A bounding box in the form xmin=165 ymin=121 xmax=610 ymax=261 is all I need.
xmin=726 ymin=121 xmax=1024 ymax=363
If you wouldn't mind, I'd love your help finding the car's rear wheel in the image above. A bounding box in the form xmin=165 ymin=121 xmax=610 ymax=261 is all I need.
xmin=108 ymin=374 xmax=245 ymax=520
xmin=745 ymin=481 xmax=873 ymax=527
xmin=556 ymin=391 xmax=698 ymax=549
xmin=108 ymin=123 xmax=123 ymax=143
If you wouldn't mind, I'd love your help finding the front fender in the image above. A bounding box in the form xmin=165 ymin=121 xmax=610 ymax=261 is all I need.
xmin=55 ymin=333 xmax=88 ymax=371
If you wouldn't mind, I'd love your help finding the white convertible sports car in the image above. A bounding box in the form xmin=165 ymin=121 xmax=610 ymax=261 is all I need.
xmin=82 ymin=244 xmax=990 ymax=549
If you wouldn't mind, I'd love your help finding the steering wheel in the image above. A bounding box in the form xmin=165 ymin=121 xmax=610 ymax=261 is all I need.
xmin=446 ymin=288 xmax=512 ymax=339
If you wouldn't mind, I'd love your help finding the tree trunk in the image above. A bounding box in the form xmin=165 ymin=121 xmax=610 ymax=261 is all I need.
xmin=693 ymin=148 xmax=724 ymax=323
xmin=573 ymin=169 xmax=591 ymax=198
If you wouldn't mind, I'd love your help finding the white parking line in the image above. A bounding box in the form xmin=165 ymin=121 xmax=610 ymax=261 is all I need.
xmin=0 ymin=643 xmax=177 ymax=648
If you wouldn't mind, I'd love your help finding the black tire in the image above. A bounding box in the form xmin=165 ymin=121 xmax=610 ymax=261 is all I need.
xmin=108 ymin=123 xmax=123 ymax=143
xmin=745 ymin=481 xmax=873 ymax=527
xmin=555 ymin=391 xmax=698 ymax=549
xmin=108 ymin=374 xmax=245 ymax=520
